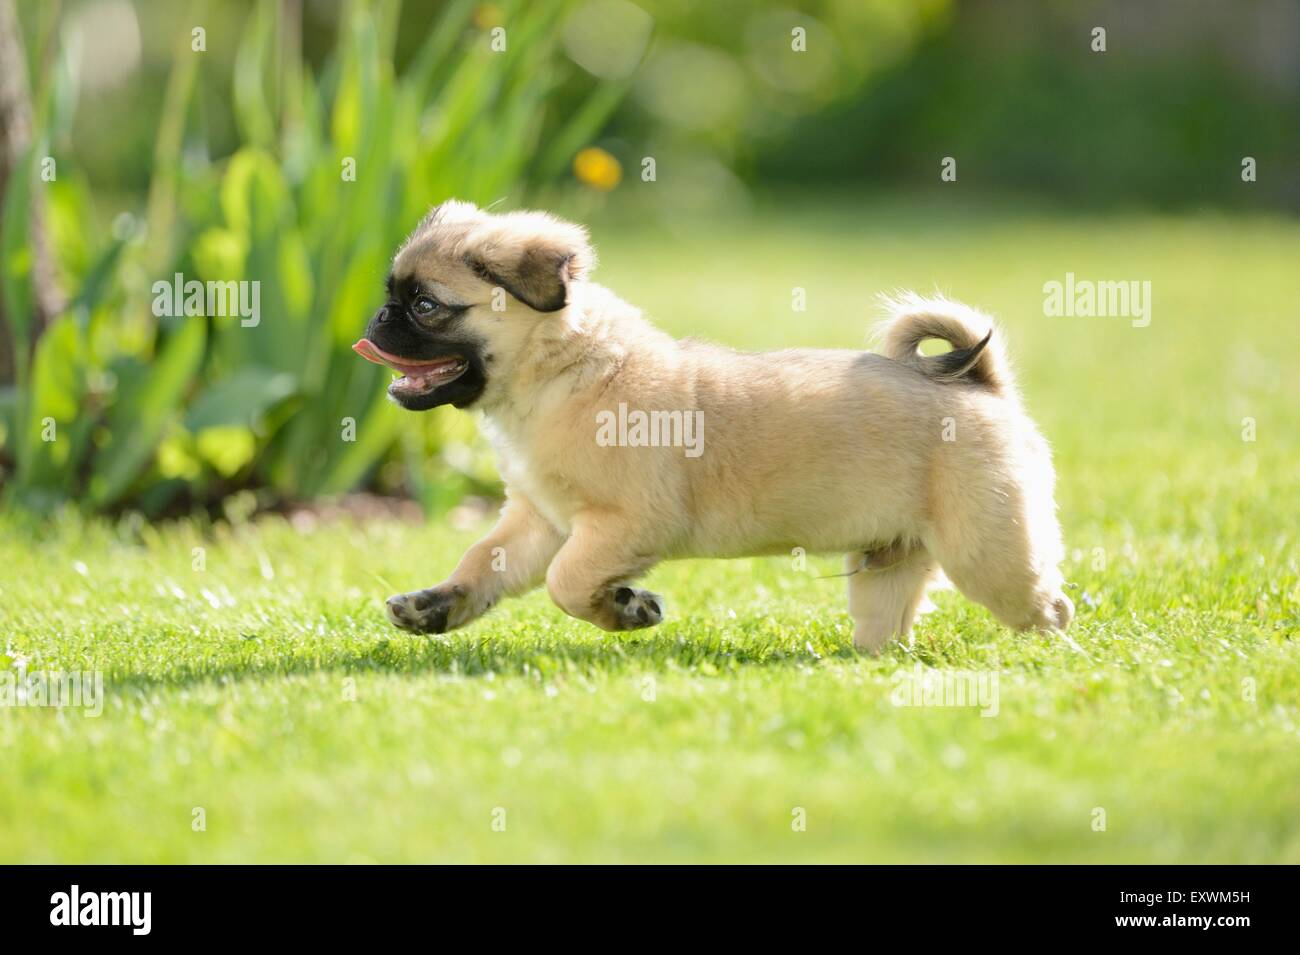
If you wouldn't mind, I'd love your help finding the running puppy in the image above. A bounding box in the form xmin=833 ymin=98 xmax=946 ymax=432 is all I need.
xmin=354 ymin=201 xmax=1073 ymax=651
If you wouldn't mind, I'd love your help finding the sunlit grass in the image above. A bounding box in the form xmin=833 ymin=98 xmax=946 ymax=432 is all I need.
xmin=2 ymin=198 xmax=1297 ymax=862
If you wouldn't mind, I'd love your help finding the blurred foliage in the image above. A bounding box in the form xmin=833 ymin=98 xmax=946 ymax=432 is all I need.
xmin=754 ymin=0 xmax=1300 ymax=211
xmin=567 ymin=0 xmax=1298 ymax=219
xmin=1 ymin=0 xmax=630 ymax=516
xmin=557 ymin=0 xmax=949 ymax=217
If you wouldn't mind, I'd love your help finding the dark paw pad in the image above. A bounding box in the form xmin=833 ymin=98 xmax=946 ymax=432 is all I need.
xmin=610 ymin=587 xmax=664 ymax=630
xmin=385 ymin=586 xmax=462 ymax=634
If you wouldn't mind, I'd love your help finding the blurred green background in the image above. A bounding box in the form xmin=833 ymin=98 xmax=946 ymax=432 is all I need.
xmin=1 ymin=0 xmax=1297 ymax=516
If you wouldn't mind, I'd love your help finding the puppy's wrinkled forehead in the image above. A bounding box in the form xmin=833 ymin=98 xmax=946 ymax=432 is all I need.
xmin=391 ymin=201 xmax=487 ymax=300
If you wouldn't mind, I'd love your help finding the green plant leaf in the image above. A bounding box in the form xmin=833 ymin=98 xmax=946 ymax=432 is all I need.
xmin=88 ymin=319 xmax=206 ymax=509
xmin=233 ymin=0 xmax=277 ymax=149
xmin=185 ymin=367 xmax=298 ymax=432
xmin=13 ymin=314 xmax=87 ymax=500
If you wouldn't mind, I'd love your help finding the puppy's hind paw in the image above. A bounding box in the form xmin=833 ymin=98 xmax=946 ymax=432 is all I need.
xmin=611 ymin=586 xmax=664 ymax=630
xmin=385 ymin=585 xmax=465 ymax=634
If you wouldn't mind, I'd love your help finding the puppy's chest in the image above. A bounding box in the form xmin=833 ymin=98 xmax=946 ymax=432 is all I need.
xmin=485 ymin=425 xmax=580 ymax=533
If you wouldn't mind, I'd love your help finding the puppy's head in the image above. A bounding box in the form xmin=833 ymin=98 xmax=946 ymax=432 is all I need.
xmin=354 ymin=200 xmax=594 ymax=411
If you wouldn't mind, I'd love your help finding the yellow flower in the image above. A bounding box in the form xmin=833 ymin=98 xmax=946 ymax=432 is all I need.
xmin=573 ymin=147 xmax=622 ymax=192
xmin=473 ymin=5 xmax=503 ymax=30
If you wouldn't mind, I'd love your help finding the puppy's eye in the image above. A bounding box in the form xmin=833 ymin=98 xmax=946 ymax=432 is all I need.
xmin=413 ymin=296 xmax=440 ymax=317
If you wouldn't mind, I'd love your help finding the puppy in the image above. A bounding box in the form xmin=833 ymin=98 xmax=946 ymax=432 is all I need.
xmin=354 ymin=200 xmax=1073 ymax=651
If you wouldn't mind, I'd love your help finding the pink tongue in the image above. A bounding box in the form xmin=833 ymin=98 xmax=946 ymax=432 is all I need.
xmin=353 ymin=339 xmax=394 ymax=367
xmin=352 ymin=339 xmax=461 ymax=377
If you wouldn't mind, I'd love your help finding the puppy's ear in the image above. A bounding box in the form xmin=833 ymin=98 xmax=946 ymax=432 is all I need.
xmin=465 ymin=211 xmax=594 ymax=313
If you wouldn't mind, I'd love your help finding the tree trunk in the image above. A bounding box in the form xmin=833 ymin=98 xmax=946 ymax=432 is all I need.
xmin=0 ymin=0 xmax=63 ymax=385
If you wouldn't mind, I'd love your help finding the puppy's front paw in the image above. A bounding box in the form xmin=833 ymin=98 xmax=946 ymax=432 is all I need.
xmin=386 ymin=585 xmax=466 ymax=634
xmin=611 ymin=586 xmax=664 ymax=630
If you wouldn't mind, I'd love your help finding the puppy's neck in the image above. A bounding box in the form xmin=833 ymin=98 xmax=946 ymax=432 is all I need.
xmin=481 ymin=282 xmax=639 ymax=427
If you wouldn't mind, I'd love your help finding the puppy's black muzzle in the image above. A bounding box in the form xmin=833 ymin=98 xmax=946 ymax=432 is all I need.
xmin=363 ymin=305 xmax=488 ymax=411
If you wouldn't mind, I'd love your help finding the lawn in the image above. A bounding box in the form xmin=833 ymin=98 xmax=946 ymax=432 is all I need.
xmin=3 ymin=196 xmax=1298 ymax=863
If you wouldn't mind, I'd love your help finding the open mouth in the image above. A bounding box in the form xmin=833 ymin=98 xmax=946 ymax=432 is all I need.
xmin=352 ymin=338 xmax=469 ymax=398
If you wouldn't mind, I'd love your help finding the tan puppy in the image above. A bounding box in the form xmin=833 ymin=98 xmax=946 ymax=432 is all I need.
xmin=354 ymin=200 xmax=1073 ymax=651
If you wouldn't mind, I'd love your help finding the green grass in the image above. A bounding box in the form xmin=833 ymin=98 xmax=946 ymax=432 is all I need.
xmin=3 ymin=196 xmax=1298 ymax=862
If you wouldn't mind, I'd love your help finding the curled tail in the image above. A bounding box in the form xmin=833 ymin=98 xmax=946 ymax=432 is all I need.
xmin=877 ymin=293 xmax=1014 ymax=394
